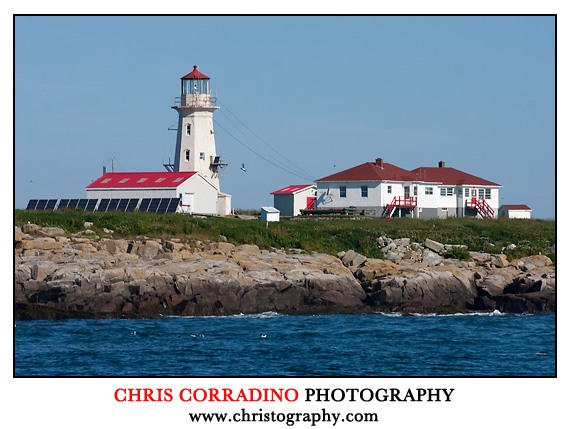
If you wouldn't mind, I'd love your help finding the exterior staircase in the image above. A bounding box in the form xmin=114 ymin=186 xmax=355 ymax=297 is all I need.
xmin=466 ymin=197 xmax=494 ymax=219
xmin=383 ymin=196 xmax=417 ymax=218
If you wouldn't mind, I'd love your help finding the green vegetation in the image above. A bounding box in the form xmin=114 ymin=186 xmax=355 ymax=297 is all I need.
xmin=15 ymin=210 xmax=555 ymax=262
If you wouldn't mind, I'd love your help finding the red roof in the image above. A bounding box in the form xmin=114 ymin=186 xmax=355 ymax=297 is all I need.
xmin=86 ymin=172 xmax=197 ymax=189
xmin=501 ymin=204 xmax=531 ymax=211
xmin=181 ymin=65 xmax=210 ymax=80
xmin=271 ymin=184 xmax=315 ymax=195
xmin=411 ymin=167 xmax=500 ymax=186
xmin=316 ymin=162 xmax=416 ymax=183
xmin=316 ymin=159 xmax=500 ymax=187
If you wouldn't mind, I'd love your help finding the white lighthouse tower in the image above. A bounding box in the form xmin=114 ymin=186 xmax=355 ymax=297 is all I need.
xmin=172 ymin=65 xmax=226 ymax=190
xmin=171 ymin=65 xmax=231 ymax=215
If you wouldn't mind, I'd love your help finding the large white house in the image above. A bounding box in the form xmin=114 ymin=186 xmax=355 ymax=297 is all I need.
xmin=84 ymin=65 xmax=231 ymax=216
xmin=315 ymin=158 xmax=501 ymax=219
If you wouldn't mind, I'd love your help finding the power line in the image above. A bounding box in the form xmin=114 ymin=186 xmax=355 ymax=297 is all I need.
xmin=217 ymin=99 xmax=314 ymax=180
xmin=213 ymin=119 xmax=314 ymax=182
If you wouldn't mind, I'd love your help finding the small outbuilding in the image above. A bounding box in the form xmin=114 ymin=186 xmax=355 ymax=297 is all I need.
xmin=261 ymin=206 xmax=280 ymax=222
xmin=86 ymin=171 xmax=219 ymax=215
xmin=499 ymin=204 xmax=532 ymax=219
xmin=271 ymin=184 xmax=317 ymax=217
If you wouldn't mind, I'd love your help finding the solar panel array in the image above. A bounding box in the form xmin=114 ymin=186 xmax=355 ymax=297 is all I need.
xmin=138 ymin=197 xmax=180 ymax=213
xmin=25 ymin=197 xmax=180 ymax=213
xmin=25 ymin=199 xmax=58 ymax=210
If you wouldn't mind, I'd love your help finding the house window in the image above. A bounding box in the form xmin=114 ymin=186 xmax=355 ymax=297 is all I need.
xmin=200 ymin=152 xmax=205 ymax=160
xmin=485 ymin=189 xmax=491 ymax=199
xmin=361 ymin=186 xmax=368 ymax=198
xmin=458 ymin=187 xmax=463 ymax=196
xmin=478 ymin=188 xmax=485 ymax=199
xmin=340 ymin=186 xmax=347 ymax=198
xmin=186 ymin=124 xmax=191 ymax=135
xmin=442 ymin=208 xmax=448 ymax=211
xmin=425 ymin=187 xmax=433 ymax=195
xmin=413 ymin=186 xmax=417 ymax=196
xmin=185 ymin=150 xmax=190 ymax=161
xmin=387 ymin=185 xmax=392 ymax=194
xmin=440 ymin=187 xmax=453 ymax=196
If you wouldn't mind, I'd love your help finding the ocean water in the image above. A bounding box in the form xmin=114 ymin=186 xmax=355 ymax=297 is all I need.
xmin=14 ymin=312 xmax=555 ymax=377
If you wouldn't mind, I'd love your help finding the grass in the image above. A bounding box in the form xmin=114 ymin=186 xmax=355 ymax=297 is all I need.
xmin=15 ymin=210 xmax=556 ymax=262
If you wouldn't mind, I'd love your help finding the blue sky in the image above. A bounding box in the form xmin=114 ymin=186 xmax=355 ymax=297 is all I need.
xmin=14 ymin=15 xmax=555 ymax=218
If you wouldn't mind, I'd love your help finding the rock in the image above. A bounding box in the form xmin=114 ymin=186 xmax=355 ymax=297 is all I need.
xmin=425 ymin=238 xmax=445 ymax=254
xmin=22 ymin=223 xmax=40 ymax=234
xmin=84 ymin=221 xmax=94 ymax=228
xmin=38 ymin=227 xmax=66 ymax=237
xmin=491 ymin=254 xmax=509 ymax=268
xmin=421 ymin=250 xmax=443 ymax=266
xmin=341 ymin=250 xmax=368 ymax=272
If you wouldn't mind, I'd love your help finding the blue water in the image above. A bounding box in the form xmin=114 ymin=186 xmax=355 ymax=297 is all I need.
xmin=14 ymin=312 xmax=555 ymax=377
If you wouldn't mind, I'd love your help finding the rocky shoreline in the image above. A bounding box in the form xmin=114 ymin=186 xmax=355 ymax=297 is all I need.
xmin=14 ymin=224 xmax=555 ymax=319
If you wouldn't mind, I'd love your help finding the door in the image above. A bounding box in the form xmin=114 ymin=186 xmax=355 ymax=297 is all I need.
xmin=181 ymin=193 xmax=194 ymax=213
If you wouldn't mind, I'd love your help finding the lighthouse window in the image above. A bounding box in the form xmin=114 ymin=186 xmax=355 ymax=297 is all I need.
xmin=185 ymin=150 xmax=190 ymax=161
xmin=200 ymin=152 xmax=205 ymax=160
xmin=186 ymin=124 xmax=191 ymax=135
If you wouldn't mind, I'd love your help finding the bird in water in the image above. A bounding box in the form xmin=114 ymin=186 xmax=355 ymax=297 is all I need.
xmin=260 ymin=333 xmax=267 ymax=339
xmin=130 ymin=331 xmax=137 ymax=336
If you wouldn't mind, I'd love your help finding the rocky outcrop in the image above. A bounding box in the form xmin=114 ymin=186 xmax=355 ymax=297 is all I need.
xmin=340 ymin=237 xmax=555 ymax=314
xmin=14 ymin=226 xmax=365 ymax=319
xmin=14 ymin=225 xmax=556 ymax=319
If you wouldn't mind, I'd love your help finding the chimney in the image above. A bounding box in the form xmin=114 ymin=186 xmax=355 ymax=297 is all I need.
xmin=103 ymin=165 xmax=107 ymax=175
xmin=375 ymin=158 xmax=384 ymax=168
xmin=438 ymin=161 xmax=445 ymax=168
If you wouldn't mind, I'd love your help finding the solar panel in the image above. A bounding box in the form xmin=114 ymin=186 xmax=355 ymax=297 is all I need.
xmin=76 ymin=199 xmax=89 ymax=210
xmin=166 ymin=198 xmax=180 ymax=213
xmin=26 ymin=199 xmax=38 ymax=210
xmin=157 ymin=198 xmax=170 ymax=213
xmin=35 ymin=199 xmax=49 ymax=210
xmin=85 ymin=199 xmax=98 ymax=211
xmin=117 ymin=199 xmax=130 ymax=212
xmin=57 ymin=199 xmax=70 ymax=209
xmin=139 ymin=198 xmax=151 ymax=212
xmin=106 ymin=199 xmax=121 ymax=212
xmin=97 ymin=199 xmax=110 ymax=212
xmin=68 ymin=199 xmax=80 ymax=209
xmin=125 ymin=199 xmax=139 ymax=212
xmin=46 ymin=200 xmax=58 ymax=210
xmin=147 ymin=198 xmax=161 ymax=213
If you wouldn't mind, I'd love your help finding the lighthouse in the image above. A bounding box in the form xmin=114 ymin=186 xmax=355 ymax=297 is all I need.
xmin=172 ymin=65 xmax=226 ymax=191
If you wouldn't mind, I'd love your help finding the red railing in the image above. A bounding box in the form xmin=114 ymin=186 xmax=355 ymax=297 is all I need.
xmin=466 ymin=197 xmax=494 ymax=219
xmin=384 ymin=196 xmax=417 ymax=218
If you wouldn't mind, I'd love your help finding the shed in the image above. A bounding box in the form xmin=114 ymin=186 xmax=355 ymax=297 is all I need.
xmin=271 ymin=184 xmax=317 ymax=217
xmin=86 ymin=171 xmax=219 ymax=215
xmin=261 ymin=206 xmax=280 ymax=222
xmin=499 ymin=204 xmax=532 ymax=219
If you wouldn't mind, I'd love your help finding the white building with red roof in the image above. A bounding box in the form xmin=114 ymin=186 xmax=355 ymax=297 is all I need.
xmin=84 ymin=66 xmax=231 ymax=216
xmin=499 ymin=204 xmax=532 ymax=219
xmin=271 ymin=184 xmax=317 ymax=217
xmin=86 ymin=171 xmax=219 ymax=214
xmin=315 ymin=158 xmax=501 ymax=219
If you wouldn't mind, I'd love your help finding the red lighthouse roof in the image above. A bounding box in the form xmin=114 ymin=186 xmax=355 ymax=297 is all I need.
xmin=181 ymin=65 xmax=210 ymax=80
